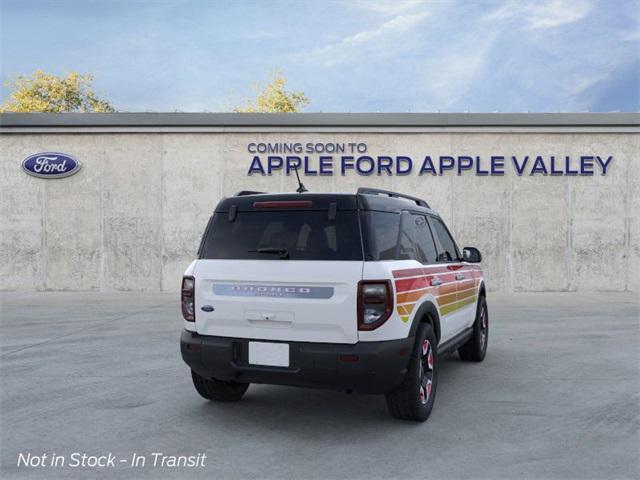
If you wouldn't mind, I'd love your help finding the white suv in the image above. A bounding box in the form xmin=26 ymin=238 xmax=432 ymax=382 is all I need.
xmin=180 ymin=188 xmax=487 ymax=421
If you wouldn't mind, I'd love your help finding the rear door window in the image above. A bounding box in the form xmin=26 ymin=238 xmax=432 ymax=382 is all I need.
xmin=398 ymin=213 xmax=438 ymax=263
xmin=428 ymin=217 xmax=460 ymax=262
xmin=200 ymin=211 xmax=363 ymax=261
xmin=410 ymin=214 xmax=438 ymax=264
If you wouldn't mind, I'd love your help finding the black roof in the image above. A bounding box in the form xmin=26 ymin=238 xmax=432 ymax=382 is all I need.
xmin=215 ymin=189 xmax=439 ymax=216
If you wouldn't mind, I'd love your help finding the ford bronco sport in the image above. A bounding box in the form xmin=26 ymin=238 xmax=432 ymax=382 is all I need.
xmin=180 ymin=188 xmax=487 ymax=421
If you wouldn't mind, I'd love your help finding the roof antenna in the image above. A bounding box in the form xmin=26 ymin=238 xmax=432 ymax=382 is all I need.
xmin=293 ymin=163 xmax=308 ymax=193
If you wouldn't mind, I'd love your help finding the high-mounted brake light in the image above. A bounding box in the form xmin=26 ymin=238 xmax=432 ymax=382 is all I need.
xmin=253 ymin=200 xmax=313 ymax=209
xmin=357 ymin=280 xmax=393 ymax=331
xmin=181 ymin=276 xmax=195 ymax=322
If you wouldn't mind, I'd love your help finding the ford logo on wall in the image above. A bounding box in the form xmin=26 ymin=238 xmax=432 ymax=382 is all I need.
xmin=21 ymin=152 xmax=81 ymax=179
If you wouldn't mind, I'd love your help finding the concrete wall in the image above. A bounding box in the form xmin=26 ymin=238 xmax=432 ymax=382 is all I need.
xmin=1 ymin=122 xmax=638 ymax=292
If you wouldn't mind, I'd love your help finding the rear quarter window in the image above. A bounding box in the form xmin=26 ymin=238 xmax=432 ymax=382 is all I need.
xmin=362 ymin=211 xmax=401 ymax=260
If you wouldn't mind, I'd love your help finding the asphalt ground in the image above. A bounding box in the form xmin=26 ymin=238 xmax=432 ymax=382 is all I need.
xmin=0 ymin=291 xmax=638 ymax=480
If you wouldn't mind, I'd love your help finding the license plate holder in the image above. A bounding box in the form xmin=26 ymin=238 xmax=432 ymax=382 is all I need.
xmin=248 ymin=341 xmax=290 ymax=367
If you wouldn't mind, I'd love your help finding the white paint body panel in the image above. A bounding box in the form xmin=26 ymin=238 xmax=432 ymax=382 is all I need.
xmin=192 ymin=259 xmax=363 ymax=344
xmin=457 ymin=264 xmax=481 ymax=331
xmin=186 ymin=257 xmax=483 ymax=344
xmin=361 ymin=260 xmax=481 ymax=345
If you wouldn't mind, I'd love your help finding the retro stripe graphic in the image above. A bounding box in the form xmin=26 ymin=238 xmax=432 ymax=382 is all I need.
xmin=392 ymin=265 xmax=482 ymax=323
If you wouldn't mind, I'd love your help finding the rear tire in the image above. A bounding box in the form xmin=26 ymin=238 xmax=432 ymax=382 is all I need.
xmin=385 ymin=323 xmax=438 ymax=422
xmin=458 ymin=296 xmax=488 ymax=362
xmin=191 ymin=370 xmax=249 ymax=402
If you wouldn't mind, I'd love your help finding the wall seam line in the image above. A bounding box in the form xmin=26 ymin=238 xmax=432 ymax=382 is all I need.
xmin=624 ymin=143 xmax=631 ymax=291
xmin=99 ymin=135 xmax=106 ymax=292
xmin=567 ymin=139 xmax=574 ymax=291
xmin=160 ymin=134 xmax=165 ymax=292
xmin=509 ymin=165 xmax=513 ymax=292
xmin=41 ymin=133 xmax=48 ymax=291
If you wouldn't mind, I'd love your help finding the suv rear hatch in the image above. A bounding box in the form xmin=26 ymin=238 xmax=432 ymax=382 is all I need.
xmin=193 ymin=195 xmax=363 ymax=344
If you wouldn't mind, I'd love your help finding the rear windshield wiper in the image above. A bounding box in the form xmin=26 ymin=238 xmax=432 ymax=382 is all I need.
xmin=249 ymin=247 xmax=290 ymax=259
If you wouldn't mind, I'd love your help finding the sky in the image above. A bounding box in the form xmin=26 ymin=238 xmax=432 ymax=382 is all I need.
xmin=1 ymin=0 xmax=639 ymax=112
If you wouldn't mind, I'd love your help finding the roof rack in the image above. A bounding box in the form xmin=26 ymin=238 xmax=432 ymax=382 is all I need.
xmin=235 ymin=190 xmax=266 ymax=196
xmin=357 ymin=187 xmax=430 ymax=208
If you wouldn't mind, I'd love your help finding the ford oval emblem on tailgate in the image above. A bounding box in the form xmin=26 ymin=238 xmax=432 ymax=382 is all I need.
xmin=201 ymin=305 xmax=215 ymax=312
xmin=21 ymin=152 xmax=81 ymax=179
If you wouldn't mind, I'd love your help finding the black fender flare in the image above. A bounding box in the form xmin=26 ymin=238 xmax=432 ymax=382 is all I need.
xmin=471 ymin=280 xmax=487 ymax=320
xmin=408 ymin=300 xmax=442 ymax=343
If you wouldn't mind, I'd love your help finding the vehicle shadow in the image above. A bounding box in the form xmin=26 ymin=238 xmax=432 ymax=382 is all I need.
xmin=192 ymin=353 xmax=471 ymax=432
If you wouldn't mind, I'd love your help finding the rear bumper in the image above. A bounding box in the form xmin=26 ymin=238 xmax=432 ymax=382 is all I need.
xmin=181 ymin=330 xmax=413 ymax=394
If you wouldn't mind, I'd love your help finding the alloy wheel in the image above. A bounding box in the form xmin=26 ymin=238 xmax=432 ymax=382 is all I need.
xmin=418 ymin=339 xmax=434 ymax=404
xmin=479 ymin=306 xmax=488 ymax=350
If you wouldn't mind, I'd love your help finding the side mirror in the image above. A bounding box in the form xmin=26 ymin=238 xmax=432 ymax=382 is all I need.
xmin=463 ymin=247 xmax=482 ymax=263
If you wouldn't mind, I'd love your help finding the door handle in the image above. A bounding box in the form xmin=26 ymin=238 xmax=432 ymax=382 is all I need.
xmin=432 ymin=277 xmax=443 ymax=286
xmin=455 ymin=273 xmax=465 ymax=281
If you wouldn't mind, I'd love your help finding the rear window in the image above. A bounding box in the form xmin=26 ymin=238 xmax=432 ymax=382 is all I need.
xmin=199 ymin=211 xmax=363 ymax=261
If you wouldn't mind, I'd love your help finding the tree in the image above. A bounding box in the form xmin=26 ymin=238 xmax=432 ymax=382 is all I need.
xmin=234 ymin=72 xmax=309 ymax=113
xmin=1 ymin=70 xmax=115 ymax=113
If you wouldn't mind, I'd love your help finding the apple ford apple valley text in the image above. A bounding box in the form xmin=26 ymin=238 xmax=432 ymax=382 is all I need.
xmin=246 ymin=142 xmax=613 ymax=177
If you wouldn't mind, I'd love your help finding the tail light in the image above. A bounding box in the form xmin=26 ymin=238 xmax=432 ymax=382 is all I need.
xmin=357 ymin=280 xmax=393 ymax=330
xmin=181 ymin=276 xmax=195 ymax=322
